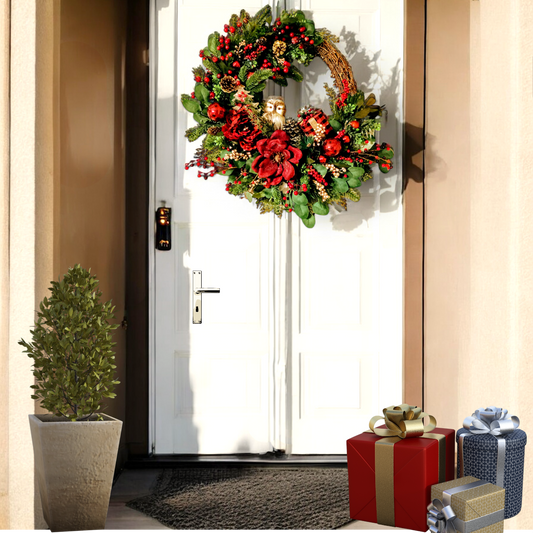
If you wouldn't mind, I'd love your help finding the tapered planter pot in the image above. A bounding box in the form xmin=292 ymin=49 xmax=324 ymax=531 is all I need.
xmin=29 ymin=413 xmax=122 ymax=532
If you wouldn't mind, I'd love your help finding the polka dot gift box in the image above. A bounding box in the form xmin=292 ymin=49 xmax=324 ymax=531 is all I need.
xmin=456 ymin=407 xmax=526 ymax=519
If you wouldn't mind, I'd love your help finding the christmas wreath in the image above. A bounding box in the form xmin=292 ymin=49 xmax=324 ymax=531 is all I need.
xmin=182 ymin=5 xmax=394 ymax=228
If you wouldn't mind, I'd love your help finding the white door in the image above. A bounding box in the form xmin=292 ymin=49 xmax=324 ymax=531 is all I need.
xmin=150 ymin=0 xmax=403 ymax=454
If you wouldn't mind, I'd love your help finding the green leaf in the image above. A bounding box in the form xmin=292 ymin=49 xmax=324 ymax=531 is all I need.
xmin=244 ymin=191 xmax=253 ymax=202
xmin=313 ymin=164 xmax=327 ymax=177
xmin=329 ymin=118 xmax=342 ymax=131
xmin=301 ymin=214 xmax=316 ymax=228
xmin=195 ymin=83 xmax=210 ymax=104
xmin=185 ymin=123 xmax=209 ymax=142
xmin=379 ymin=163 xmax=391 ymax=173
xmin=348 ymin=167 xmax=365 ymax=178
xmin=380 ymin=149 xmax=394 ymax=158
xmin=254 ymin=81 xmax=267 ymax=93
xmin=239 ymin=65 xmax=250 ymax=83
xmin=202 ymin=58 xmax=221 ymax=74
xmin=303 ymin=136 xmax=314 ymax=148
xmin=288 ymin=66 xmax=303 ymax=83
xmin=312 ymin=201 xmax=329 ymax=216
xmin=252 ymin=5 xmax=272 ymax=26
xmin=304 ymin=21 xmax=315 ymax=34
xmin=246 ymin=69 xmax=273 ymax=91
xmin=208 ymin=32 xmax=220 ymax=56
xmin=355 ymin=107 xmax=371 ymax=119
xmin=347 ymin=176 xmax=361 ymax=188
xmin=293 ymin=193 xmax=308 ymax=205
xmin=193 ymin=112 xmax=209 ymax=124
xmin=181 ymin=94 xmax=201 ymax=114
xmin=293 ymin=203 xmax=309 ymax=219
xmin=332 ymin=178 xmax=349 ymax=193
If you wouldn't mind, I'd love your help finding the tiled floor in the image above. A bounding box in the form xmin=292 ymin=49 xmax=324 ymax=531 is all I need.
xmin=105 ymin=468 xmax=396 ymax=531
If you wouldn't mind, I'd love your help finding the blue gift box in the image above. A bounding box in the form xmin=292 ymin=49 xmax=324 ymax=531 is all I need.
xmin=457 ymin=428 xmax=527 ymax=519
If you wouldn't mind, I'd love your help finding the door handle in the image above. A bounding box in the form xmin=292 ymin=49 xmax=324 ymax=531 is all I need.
xmin=193 ymin=270 xmax=220 ymax=324
xmin=195 ymin=287 xmax=220 ymax=294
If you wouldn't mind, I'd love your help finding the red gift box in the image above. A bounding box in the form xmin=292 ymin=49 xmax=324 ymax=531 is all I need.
xmin=298 ymin=108 xmax=333 ymax=137
xmin=347 ymin=427 xmax=455 ymax=532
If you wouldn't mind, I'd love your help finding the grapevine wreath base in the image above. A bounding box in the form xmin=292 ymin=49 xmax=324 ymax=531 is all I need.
xmin=182 ymin=6 xmax=394 ymax=229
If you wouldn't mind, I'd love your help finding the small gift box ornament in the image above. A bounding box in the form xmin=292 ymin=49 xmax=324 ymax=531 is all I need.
xmin=428 ymin=476 xmax=505 ymax=533
xmin=347 ymin=404 xmax=455 ymax=532
xmin=297 ymin=107 xmax=333 ymax=138
xmin=457 ymin=407 xmax=526 ymax=519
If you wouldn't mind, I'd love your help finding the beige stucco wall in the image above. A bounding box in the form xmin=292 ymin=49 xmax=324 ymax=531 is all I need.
xmin=8 ymin=1 xmax=43 ymax=529
xmin=0 ymin=0 xmax=9 ymax=528
xmin=425 ymin=0 xmax=533 ymax=529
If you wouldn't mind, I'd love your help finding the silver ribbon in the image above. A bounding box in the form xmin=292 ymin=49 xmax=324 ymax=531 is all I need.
xmin=427 ymin=499 xmax=457 ymax=533
xmin=427 ymin=480 xmax=505 ymax=533
xmin=458 ymin=407 xmax=519 ymax=487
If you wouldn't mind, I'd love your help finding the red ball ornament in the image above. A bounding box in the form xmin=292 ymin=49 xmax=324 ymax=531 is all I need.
xmin=350 ymin=120 xmax=360 ymax=129
xmin=322 ymin=138 xmax=342 ymax=157
xmin=342 ymin=135 xmax=350 ymax=143
xmin=207 ymin=103 xmax=226 ymax=121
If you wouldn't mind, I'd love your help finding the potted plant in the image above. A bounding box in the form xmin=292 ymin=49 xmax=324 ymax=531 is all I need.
xmin=19 ymin=264 xmax=122 ymax=532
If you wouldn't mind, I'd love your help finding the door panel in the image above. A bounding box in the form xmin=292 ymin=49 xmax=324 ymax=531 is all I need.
xmin=153 ymin=0 xmax=272 ymax=454
xmin=289 ymin=0 xmax=403 ymax=453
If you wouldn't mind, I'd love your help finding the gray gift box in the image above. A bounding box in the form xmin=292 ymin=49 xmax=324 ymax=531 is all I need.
xmin=456 ymin=428 xmax=526 ymax=519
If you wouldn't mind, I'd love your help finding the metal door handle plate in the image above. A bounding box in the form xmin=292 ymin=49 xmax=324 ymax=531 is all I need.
xmin=193 ymin=270 xmax=220 ymax=324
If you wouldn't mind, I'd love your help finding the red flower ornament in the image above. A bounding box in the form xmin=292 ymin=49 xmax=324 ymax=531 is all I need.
xmin=222 ymin=105 xmax=262 ymax=151
xmin=251 ymin=131 xmax=302 ymax=186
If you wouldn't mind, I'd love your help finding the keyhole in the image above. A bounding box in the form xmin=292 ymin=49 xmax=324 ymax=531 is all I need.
xmin=196 ymin=306 xmax=199 ymax=312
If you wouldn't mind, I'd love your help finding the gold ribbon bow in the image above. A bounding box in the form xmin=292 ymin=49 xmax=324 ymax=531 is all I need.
xmin=369 ymin=403 xmax=437 ymax=438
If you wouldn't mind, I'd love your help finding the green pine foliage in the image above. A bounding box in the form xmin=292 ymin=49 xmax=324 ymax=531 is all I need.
xmin=19 ymin=264 xmax=120 ymax=421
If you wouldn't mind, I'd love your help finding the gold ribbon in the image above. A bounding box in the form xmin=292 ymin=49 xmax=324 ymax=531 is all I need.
xmin=368 ymin=404 xmax=445 ymax=527
xmin=308 ymin=117 xmax=320 ymax=134
xmin=369 ymin=403 xmax=437 ymax=439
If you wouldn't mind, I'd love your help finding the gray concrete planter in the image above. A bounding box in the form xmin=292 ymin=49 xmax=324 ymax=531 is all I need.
xmin=29 ymin=413 xmax=122 ymax=532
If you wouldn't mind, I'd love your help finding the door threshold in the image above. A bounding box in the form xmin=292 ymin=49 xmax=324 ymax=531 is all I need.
xmin=125 ymin=453 xmax=347 ymax=469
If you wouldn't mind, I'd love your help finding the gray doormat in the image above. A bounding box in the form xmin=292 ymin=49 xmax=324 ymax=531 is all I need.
xmin=126 ymin=467 xmax=352 ymax=530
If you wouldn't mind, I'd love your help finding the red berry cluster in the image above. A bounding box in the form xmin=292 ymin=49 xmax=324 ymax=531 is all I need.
xmin=307 ymin=166 xmax=328 ymax=186
xmin=272 ymin=18 xmax=314 ymax=51
xmin=217 ymin=35 xmax=232 ymax=52
xmin=193 ymin=72 xmax=216 ymax=100
xmin=184 ymin=156 xmax=218 ymax=180
xmin=243 ymin=43 xmax=267 ymax=61
xmin=336 ymin=79 xmax=350 ymax=107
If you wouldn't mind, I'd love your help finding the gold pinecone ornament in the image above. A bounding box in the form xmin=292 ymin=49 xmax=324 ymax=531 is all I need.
xmin=273 ymin=40 xmax=287 ymax=57
xmin=220 ymin=75 xmax=239 ymax=93
xmin=283 ymin=118 xmax=302 ymax=147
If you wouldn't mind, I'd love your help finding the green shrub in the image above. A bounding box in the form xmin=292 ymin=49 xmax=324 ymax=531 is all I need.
xmin=19 ymin=264 xmax=120 ymax=421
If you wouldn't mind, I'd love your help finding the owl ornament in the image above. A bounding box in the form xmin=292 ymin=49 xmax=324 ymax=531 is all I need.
xmin=263 ymin=96 xmax=286 ymax=130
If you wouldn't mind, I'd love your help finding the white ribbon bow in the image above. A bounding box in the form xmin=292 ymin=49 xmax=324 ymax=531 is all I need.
xmin=427 ymin=499 xmax=457 ymax=533
xmin=463 ymin=406 xmax=520 ymax=435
